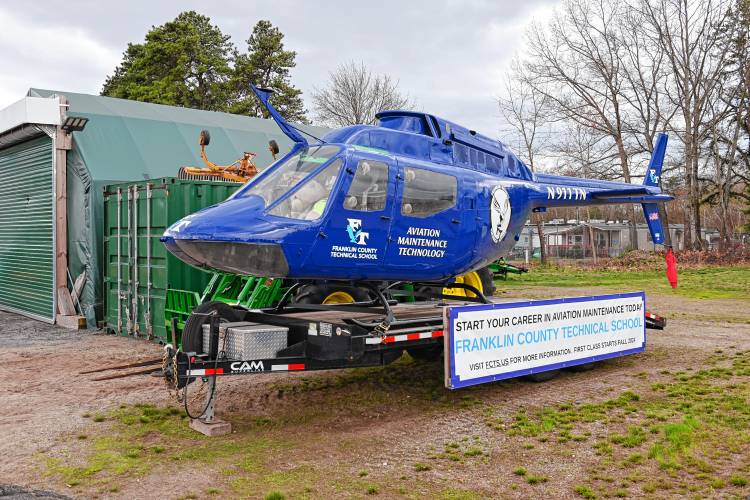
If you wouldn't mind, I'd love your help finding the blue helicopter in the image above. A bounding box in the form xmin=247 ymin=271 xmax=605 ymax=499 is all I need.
xmin=162 ymin=86 xmax=671 ymax=297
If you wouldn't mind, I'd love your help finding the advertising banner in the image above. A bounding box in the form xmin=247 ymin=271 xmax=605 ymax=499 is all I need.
xmin=444 ymin=292 xmax=646 ymax=389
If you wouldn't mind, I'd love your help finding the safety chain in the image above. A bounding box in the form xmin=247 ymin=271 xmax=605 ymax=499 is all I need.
xmin=162 ymin=346 xmax=181 ymax=401
xmin=161 ymin=345 xmax=214 ymax=415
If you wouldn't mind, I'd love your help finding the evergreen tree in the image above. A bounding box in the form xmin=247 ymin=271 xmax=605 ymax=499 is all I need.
xmin=101 ymin=11 xmax=234 ymax=111
xmin=229 ymin=20 xmax=307 ymax=123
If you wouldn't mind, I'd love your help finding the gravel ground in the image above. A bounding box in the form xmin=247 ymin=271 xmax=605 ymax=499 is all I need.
xmin=0 ymin=286 xmax=748 ymax=499
xmin=0 ymin=485 xmax=71 ymax=500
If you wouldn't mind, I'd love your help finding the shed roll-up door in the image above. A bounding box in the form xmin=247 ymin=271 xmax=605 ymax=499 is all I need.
xmin=0 ymin=135 xmax=55 ymax=322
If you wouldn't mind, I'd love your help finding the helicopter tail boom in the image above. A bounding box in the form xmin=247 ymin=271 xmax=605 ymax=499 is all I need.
xmin=533 ymin=133 xmax=672 ymax=245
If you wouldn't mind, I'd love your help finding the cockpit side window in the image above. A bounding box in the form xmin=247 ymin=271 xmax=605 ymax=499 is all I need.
xmin=238 ymin=145 xmax=341 ymax=205
xmin=268 ymin=159 xmax=343 ymax=220
xmin=400 ymin=167 xmax=457 ymax=218
xmin=343 ymin=160 xmax=389 ymax=212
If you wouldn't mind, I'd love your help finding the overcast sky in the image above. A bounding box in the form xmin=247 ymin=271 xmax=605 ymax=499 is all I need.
xmin=0 ymin=0 xmax=557 ymax=137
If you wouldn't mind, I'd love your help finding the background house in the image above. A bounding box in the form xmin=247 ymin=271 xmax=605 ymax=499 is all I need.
xmin=512 ymin=220 xmax=720 ymax=261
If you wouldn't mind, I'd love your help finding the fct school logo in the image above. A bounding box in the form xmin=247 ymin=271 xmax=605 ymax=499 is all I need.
xmin=648 ymin=168 xmax=660 ymax=185
xmin=346 ymin=218 xmax=369 ymax=245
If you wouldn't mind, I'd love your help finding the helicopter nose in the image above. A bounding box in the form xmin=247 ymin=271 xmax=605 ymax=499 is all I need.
xmin=172 ymin=239 xmax=289 ymax=276
xmin=161 ymin=195 xmax=290 ymax=276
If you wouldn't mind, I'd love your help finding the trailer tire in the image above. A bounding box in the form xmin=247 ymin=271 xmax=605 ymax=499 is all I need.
xmin=182 ymin=301 xmax=240 ymax=354
xmin=293 ymin=284 xmax=370 ymax=304
xmin=567 ymin=362 xmax=597 ymax=372
xmin=523 ymin=369 xmax=561 ymax=382
xmin=407 ymin=345 xmax=443 ymax=362
xmin=477 ymin=266 xmax=496 ymax=297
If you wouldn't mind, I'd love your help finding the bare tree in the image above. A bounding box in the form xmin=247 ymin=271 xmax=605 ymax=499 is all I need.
xmin=311 ymin=61 xmax=414 ymax=127
xmin=620 ymin=8 xmax=677 ymax=154
xmin=709 ymin=0 xmax=750 ymax=245
xmin=556 ymin=125 xmax=614 ymax=258
xmin=619 ymin=8 xmax=680 ymax=247
xmin=524 ymin=0 xmax=642 ymax=249
xmin=639 ymin=0 xmax=734 ymax=249
xmin=498 ymin=62 xmax=552 ymax=263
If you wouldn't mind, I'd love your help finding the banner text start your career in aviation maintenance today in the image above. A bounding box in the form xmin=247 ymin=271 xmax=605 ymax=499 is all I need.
xmin=448 ymin=294 xmax=646 ymax=389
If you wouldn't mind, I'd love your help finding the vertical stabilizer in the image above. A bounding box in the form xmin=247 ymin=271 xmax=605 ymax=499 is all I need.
xmin=641 ymin=133 xmax=668 ymax=245
xmin=642 ymin=203 xmax=665 ymax=244
xmin=644 ymin=133 xmax=667 ymax=187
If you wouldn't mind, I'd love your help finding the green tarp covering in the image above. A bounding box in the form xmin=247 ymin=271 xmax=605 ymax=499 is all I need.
xmin=26 ymin=88 xmax=327 ymax=326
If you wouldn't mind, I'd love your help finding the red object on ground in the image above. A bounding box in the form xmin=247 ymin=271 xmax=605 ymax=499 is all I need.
xmin=665 ymin=248 xmax=678 ymax=289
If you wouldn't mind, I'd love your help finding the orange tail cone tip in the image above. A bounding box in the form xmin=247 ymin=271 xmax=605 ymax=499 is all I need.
xmin=665 ymin=247 xmax=678 ymax=289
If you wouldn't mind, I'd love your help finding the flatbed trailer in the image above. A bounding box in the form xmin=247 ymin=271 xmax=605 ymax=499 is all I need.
xmin=165 ymin=294 xmax=666 ymax=426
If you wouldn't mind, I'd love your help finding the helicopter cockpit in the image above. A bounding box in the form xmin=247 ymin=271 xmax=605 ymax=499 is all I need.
xmin=236 ymin=144 xmax=343 ymax=221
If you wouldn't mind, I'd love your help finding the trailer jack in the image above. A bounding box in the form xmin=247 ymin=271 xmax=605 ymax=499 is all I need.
xmin=163 ymin=345 xmax=231 ymax=436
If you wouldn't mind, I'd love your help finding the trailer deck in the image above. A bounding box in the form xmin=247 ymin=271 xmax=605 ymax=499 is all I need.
xmin=161 ymin=295 xmax=666 ymax=434
xmin=168 ymin=298 xmax=665 ymax=381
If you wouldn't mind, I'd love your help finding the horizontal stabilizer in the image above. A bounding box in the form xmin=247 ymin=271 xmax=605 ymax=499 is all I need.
xmin=642 ymin=203 xmax=665 ymax=244
xmin=591 ymin=187 xmax=649 ymax=199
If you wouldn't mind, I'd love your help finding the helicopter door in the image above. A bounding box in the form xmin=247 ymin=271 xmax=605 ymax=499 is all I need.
xmin=309 ymin=157 xmax=395 ymax=278
xmin=384 ymin=164 xmax=475 ymax=279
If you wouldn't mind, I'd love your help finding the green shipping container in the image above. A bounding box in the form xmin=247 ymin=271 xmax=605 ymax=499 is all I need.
xmin=103 ymin=177 xmax=240 ymax=342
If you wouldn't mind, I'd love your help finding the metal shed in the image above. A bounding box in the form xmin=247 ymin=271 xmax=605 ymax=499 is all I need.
xmin=0 ymin=89 xmax=325 ymax=326
xmin=0 ymin=97 xmax=62 ymax=322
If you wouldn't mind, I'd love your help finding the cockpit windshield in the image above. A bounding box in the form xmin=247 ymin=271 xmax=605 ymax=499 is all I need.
xmin=238 ymin=145 xmax=342 ymax=207
xmin=269 ymin=158 xmax=343 ymax=220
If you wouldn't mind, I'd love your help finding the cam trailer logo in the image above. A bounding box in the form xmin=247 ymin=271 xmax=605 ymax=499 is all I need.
xmin=231 ymin=360 xmax=264 ymax=373
xmin=346 ymin=218 xmax=369 ymax=245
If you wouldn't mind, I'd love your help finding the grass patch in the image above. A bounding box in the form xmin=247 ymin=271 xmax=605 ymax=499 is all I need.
xmin=648 ymin=416 xmax=699 ymax=470
xmin=710 ymin=477 xmax=726 ymax=489
xmin=43 ymin=403 xmax=295 ymax=495
xmin=463 ymin=446 xmax=483 ymax=457
xmin=625 ymin=452 xmax=643 ymax=464
xmin=574 ymin=485 xmax=597 ymax=498
xmin=513 ymin=466 xmax=527 ymax=476
xmin=440 ymin=488 xmax=482 ymax=500
xmin=414 ymin=463 xmax=431 ymax=472
xmin=610 ymin=426 xmax=647 ymax=448
xmin=500 ymin=265 xmax=750 ymax=300
xmin=730 ymin=475 xmax=748 ymax=487
xmin=526 ymin=474 xmax=548 ymax=485
xmin=490 ymin=350 xmax=750 ymax=496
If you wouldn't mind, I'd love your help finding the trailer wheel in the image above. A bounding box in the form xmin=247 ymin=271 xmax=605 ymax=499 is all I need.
xmin=294 ymin=284 xmax=370 ymax=304
xmin=523 ymin=369 xmax=561 ymax=382
xmin=477 ymin=266 xmax=496 ymax=297
xmin=182 ymin=301 xmax=240 ymax=354
xmin=567 ymin=362 xmax=596 ymax=372
xmin=407 ymin=345 xmax=443 ymax=362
